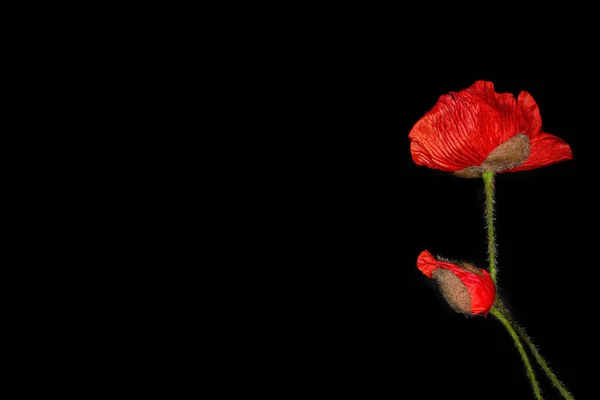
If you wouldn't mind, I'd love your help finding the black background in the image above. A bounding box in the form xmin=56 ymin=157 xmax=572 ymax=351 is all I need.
xmin=277 ymin=79 xmax=584 ymax=399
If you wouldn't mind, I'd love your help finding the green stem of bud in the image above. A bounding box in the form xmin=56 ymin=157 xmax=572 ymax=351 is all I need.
xmin=494 ymin=302 xmax=575 ymax=399
xmin=490 ymin=307 xmax=542 ymax=399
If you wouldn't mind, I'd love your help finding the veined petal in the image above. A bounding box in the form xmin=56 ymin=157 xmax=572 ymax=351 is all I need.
xmin=454 ymin=269 xmax=496 ymax=315
xmin=409 ymin=94 xmax=499 ymax=171
xmin=465 ymin=81 xmax=518 ymax=117
xmin=466 ymin=82 xmax=542 ymax=138
xmin=517 ymin=91 xmax=542 ymax=137
xmin=506 ymin=132 xmax=573 ymax=172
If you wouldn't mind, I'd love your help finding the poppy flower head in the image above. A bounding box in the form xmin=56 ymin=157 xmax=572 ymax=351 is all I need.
xmin=409 ymin=81 xmax=572 ymax=178
xmin=417 ymin=250 xmax=496 ymax=316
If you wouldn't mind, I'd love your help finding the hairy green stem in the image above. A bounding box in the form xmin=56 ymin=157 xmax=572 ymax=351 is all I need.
xmin=491 ymin=307 xmax=542 ymax=399
xmin=482 ymin=171 xmax=497 ymax=283
xmin=494 ymin=302 xmax=574 ymax=399
xmin=482 ymin=173 xmax=573 ymax=398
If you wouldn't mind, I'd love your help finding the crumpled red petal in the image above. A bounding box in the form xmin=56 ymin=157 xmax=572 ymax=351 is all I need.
xmin=416 ymin=250 xmax=440 ymax=277
xmin=455 ymin=268 xmax=496 ymax=315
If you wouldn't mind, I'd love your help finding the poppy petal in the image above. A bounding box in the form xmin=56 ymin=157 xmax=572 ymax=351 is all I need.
xmin=506 ymin=132 xmax=573 ymax=172
xmin=408 ymin=93 xmax=496 ymax=171
xmin=416 ymin=250 xmax=438 ymax=278
xmin=465 ymin=82 xmax=543 ymax=138
xmin=517 ymin=90 xmax=543 ymax=137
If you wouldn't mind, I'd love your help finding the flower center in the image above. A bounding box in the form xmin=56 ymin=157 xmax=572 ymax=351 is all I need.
xmin=454 ymin=134 xmax=531 ymax=178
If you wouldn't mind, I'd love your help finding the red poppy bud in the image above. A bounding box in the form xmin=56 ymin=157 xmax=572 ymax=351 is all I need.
xmin=417 ymin=250 xmax=496 ymax=316
xmin=409 ymin=81 xmax=572 ymax=178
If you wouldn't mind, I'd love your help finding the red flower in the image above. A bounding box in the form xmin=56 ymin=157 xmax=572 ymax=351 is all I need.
xmin=409 ymin=81 xmax=572 ymax=178
xmin=417 ymin=250 xmax=496 ymax=316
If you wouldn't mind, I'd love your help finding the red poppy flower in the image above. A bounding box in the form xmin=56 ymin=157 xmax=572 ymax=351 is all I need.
xmin=408 ymin=81 xmax=572 ymax=178
xmin=417 ymin=250 xmax=496 ymax=316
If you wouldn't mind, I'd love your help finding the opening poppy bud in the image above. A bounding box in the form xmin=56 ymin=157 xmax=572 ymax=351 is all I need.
xmin=417 ymin=250 xmax=496 ymax=316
